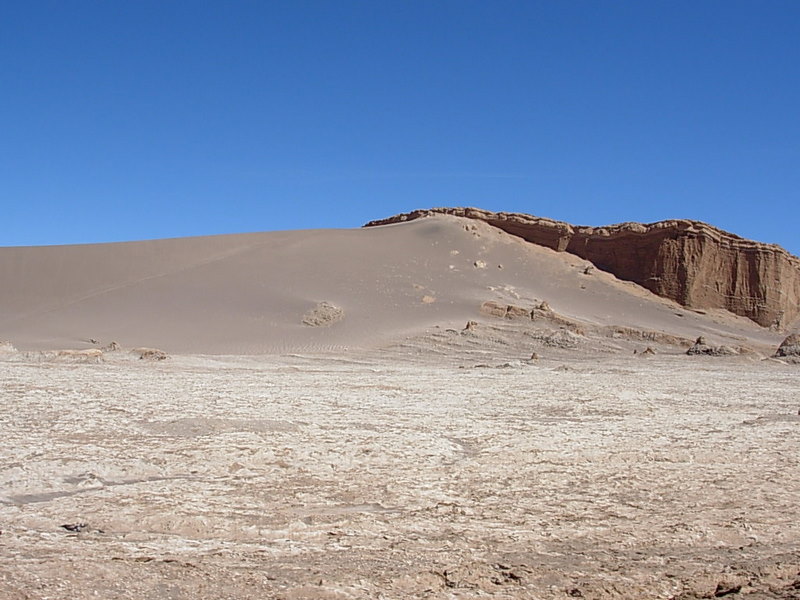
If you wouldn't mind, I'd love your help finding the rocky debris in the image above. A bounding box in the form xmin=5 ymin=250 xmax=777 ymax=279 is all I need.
xmin=526 ymin=329 xmax=583 ymax=349
xmin=603 ymin=325 xmax=692 ymax=347
xmin=534 ymin=307 xmax=587 ymax=333
xmin=496 ymin=360 xmax=527 ymax=369
xmin=774 ymin=333 xmax=800 ymax=357
xmin=480 ymin=300 xmax=530 ymax=319
xmin=302 ymin=301 xmax=344 ymax=327
xmin=461 ymin=359 xmax=531 ymax=370
xmin=531 ymin=301 xmax=552 ymax=321
xmin=544 ymin=329 xmax=582 ymax=349
xmin=432 ymin=562 xmax=528 ymax=591
xmin=131 ymin=347 xmax=168 ymax=361
xmin=479 ymin=300 xmax=589 ymax=337
xmin=506 ymin=304 xmax=531 ymax=319
xmin=366 ymin=207 xmax=800 ymax=328
xmin=480 ymin=299 xmax=560 ymax=321
xmin=0 ymin=341 xmax=17 ymax=354
xmin=36 ymin=349 xmax=105 ymax=363
xmin=102 ymin=341 xmax=121 ymax=352
xmin=686 ymin=336 xmax=739 ymax=356
xmin=480 ymin=300 xmax=517 ymax=318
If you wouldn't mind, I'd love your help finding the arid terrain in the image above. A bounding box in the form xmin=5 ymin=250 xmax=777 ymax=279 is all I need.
xmin=1 ymin=343 xmax=799 ymax=599
xmin=1 ymin=212 xmax=799 ymax=598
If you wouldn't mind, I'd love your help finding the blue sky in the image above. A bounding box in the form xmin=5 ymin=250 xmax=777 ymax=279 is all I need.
xmin=2 ymin=1 xmax=798 ymax=253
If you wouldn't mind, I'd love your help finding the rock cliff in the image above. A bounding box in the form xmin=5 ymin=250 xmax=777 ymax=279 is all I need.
xmin=365 ymin=207 xmax=800 ymax=329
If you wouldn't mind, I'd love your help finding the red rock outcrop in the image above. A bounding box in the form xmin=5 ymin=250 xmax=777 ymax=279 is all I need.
xmin=365 ymin=207 xmax=800 ymax=329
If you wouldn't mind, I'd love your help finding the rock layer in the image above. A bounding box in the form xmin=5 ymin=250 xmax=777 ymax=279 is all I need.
xmin=365 ymin=207 xmax=800 ymax=328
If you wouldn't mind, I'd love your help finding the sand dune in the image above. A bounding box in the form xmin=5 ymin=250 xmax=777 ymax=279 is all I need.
xmin=0 ymin=214 xmax=784 ymax=354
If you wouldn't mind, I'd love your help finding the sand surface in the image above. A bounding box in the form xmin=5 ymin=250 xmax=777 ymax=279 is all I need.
xmin=1 ymin=340 xmax=799 ymax=599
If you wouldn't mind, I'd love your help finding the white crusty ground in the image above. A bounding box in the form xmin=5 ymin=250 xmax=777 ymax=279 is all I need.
xmin=0 ymin=349 xmax=799 ymax=599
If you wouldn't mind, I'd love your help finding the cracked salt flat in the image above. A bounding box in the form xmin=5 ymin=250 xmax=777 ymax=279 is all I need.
xmin=0 ymin=353 xmax=798 ymax=599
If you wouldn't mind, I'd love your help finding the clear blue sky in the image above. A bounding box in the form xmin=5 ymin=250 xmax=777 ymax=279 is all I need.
xmin=2 ymin=1 xmax=798 ymax=253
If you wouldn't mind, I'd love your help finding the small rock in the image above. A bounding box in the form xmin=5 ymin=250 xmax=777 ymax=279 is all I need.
xmin=302 ymin=301 xmax=344 ymax=327
xmin=61 ymin=523 xmax=89 ymax=532
xmin=463 ymin=321 xmax=478 ymax=332
xmin=131 ymin=347 xmax=169 ymax=361
xmin=713 ymin=581 xmax=742 ymax=597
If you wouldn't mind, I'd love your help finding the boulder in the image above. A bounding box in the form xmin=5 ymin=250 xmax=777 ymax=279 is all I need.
xmin=775 ymin=333 xmax=800 ymax=357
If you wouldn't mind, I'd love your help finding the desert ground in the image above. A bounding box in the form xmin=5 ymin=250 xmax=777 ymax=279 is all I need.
xmin=1 ymin=215 xmax=798 ymax=598
xmin=1 ymin=336 xmax=799 ymax=600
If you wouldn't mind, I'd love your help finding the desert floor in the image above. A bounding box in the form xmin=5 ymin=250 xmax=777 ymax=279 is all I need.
xmin=1 ymin=348 xmax=799 ymax=599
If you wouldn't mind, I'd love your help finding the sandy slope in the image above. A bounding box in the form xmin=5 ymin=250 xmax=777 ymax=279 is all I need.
xmin=0 ymin=215 xmax=784 ymax=354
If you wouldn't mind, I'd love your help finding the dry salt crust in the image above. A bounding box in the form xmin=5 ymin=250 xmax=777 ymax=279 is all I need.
xmin=1 ymin=346 xmax=799 ymax=599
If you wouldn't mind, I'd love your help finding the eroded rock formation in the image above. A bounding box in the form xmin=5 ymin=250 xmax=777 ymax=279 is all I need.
xmin=365 ymin=208 xmax=800 ymax=329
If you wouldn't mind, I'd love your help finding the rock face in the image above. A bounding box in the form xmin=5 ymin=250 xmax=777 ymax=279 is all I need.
xmin=365 ymin=208 xmax=800 ymax=329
